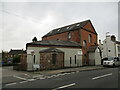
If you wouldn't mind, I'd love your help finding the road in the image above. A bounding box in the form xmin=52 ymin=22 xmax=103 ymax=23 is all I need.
xmin=2 ymin=67 xmax=120 ymax=89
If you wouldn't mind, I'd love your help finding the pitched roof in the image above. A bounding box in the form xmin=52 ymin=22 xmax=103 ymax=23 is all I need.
xmin=26 ymin=40 xmax=82 ymax=48
xmin=39 ymin=48 xmax=64 ymax=53
xmin=9 ymin=49 xmax=26 ymax=55
xmin=42 ymin=20 xmax=96 ymax=37
xmin=88 ymin=45 xmax=98 ymax=52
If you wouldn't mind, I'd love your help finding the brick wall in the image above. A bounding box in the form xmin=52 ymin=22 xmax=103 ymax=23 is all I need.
xmin=20 ymin=54 xmax=27 ymax=71
xmin=42 ymin=30 xmax=80 ymax=43
xmin=40 ymin=52 xmax=64 ymax=70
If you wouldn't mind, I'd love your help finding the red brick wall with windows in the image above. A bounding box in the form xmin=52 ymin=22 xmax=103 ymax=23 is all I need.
xmin=81 ymin=29 xmax=97 ymax=65
xmin=42 ymin=30 xmax=80 ymax=43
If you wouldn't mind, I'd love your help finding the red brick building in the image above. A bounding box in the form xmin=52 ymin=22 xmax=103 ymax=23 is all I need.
xmin=42 ymin=20 xmax=98 ymax=65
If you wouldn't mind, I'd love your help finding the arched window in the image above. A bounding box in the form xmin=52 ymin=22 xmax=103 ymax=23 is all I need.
xmin=83 ymin=40 xmax=87 ymax=47
xmin=68 ymin=32 xmax=71 ymax=40
xmin=88 ymin=34 xmax=92 ymax=43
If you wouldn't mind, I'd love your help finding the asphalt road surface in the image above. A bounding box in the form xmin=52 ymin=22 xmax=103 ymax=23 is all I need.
xmin=2 ymin=67 xmax=120 ymax=89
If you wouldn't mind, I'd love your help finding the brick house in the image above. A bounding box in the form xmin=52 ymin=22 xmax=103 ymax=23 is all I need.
xmin=42 ymin=20 xmax=98 ymax=65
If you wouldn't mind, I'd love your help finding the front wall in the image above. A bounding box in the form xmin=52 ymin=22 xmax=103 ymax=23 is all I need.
xmin=102 ymin=38 xmax=116 ymax=58
xmin=40 ymin=52 xmax=64 ymax=70
xmin=27 ymin=46 xmax=82 ymax=71
xmin=95 ymin=49 xmax=101 ymax=65
xmin=57 ymin=48 xmax=82 ymax=67
xmin=89 ymin=52 xmax=95 ymax=65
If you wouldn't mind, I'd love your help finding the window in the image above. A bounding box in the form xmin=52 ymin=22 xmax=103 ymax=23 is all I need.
xmin=52 ymin=54 xmax=57 ymax=64
xmin=68 ymin=32 xmax=71 ymax=40
xmin=83 ymin=40 xmax=87 ymax=47
xmin=75 ymin=55 xmax=76 ymax=64
xmin=88 ymin=34 xmax=92 ymax=43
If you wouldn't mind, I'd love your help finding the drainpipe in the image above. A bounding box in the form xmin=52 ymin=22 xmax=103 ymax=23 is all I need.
xmin=106 ymin=32 xmax=109 ymax=57
xmin=114 ymin=43 xmax=117 ymax=57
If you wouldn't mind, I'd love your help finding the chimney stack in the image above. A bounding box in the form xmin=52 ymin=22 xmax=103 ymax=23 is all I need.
xmin=99 ymin=40 xmax=101 ymax=44
xmin=111 ymin=35 xmax=116 ymax=41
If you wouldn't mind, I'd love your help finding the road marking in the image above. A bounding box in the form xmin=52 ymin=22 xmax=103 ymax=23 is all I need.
xmin=20 ymin=81 xmax=28 ymax=83
xmin=39 ymin=77 xmax=46 ymax=79
xmin=76 ymin=71 xmax=79 ymax=73
xmin=71 ymin=72 xmax=75 ymax=74
xmin=33 ymin=75 xmax=43 ymax=78
xmin=13 ymin=75 xmax=27 ymax=81
xmin=6 ymin=83 xmax=16 ymax=86
xmin=52 ymin=83 xmax=76 ymax=90
xmin=28 ymin=79 xmax=36 ymax=81
xmin=92 ymin=73 xmax=112 ymax=80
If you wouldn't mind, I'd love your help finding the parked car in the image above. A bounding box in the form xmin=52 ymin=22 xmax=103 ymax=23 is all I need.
xmin=101 ymin=57 xmax=108 ymax=65
xmin=103 ymin=57 xmax=120 ymax=67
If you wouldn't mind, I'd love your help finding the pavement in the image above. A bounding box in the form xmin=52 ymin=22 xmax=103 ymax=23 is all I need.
xmin=32 ymin=65 xmax=106 ymax=76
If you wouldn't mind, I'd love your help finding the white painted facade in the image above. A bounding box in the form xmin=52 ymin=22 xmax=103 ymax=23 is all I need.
xmin=89 ymin=47 xmax=101 ymax=65
xmin=94 ymin=47 xmax=101 ymax=65
xmin=102 ymin=35 xmax=120 ymax=59
xmin=27 ymin=46 xmax=82 ymax=71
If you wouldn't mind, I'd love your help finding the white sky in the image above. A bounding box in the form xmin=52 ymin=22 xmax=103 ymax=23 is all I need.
xmin=0 ymin=0 xmax=119 ymax=52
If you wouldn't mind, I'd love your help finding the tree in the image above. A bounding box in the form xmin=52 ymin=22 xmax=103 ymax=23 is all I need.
xmin=32 ymin=37 xmax=37 ymax=42
xmin=13 ymin=55 xmax=20 ymax=63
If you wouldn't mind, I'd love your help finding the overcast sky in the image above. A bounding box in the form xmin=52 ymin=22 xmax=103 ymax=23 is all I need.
xmin=0 ymin=1 xmax=119 ymax=52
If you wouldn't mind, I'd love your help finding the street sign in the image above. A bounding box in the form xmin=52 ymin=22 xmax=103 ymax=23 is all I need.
xmin=33 ymin=64 xmax=40 ymax=69
xmin=78 ymin=50 xmax=82 ymax=55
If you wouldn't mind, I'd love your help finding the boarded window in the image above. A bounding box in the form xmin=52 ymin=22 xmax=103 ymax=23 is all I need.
xmin=52 ymin=54 xmax=57 ymax=64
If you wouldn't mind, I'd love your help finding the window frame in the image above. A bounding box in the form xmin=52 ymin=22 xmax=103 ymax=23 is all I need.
xmin=88 ymin=34 xmax=92 ymax=43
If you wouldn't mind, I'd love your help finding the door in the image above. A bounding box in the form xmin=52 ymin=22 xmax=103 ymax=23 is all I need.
xmin=83 ymin=54 xmax=87 ymax=65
